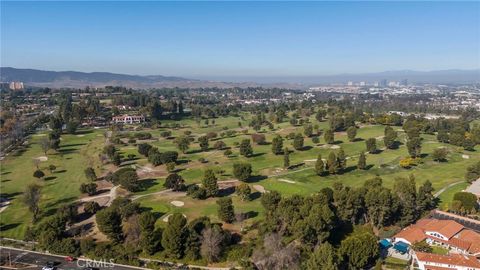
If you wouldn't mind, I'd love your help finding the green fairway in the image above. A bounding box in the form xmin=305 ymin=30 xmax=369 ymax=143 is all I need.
xmin=131 ymin=122 xmax=480 ymax=228
xmin=0 ymin=129 xmax=104 ymax=239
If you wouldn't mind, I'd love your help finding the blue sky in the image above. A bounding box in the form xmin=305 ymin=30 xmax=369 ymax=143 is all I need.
xmin=1 ymin=1 xmax=479 ymax=78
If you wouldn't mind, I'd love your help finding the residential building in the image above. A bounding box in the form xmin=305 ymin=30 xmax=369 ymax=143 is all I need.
xmin=413 ymin=252 xmax=480 ymax=270
xmin=112 ymin=114 xmax=145 ymax=124
xmin=394 ymin=218 xmax=480 ymax=256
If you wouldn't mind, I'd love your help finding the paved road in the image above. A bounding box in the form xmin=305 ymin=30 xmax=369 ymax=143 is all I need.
xmin=0 ymin=247 xmax=147 ymax=270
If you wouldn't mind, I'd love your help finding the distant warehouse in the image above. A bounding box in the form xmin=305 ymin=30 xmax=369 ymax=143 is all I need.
xmin=112 ymin=114 xmax=145 ymax=124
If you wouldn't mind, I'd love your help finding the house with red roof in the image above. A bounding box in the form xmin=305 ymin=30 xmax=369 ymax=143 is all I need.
xmin=413 ymin=251 xmax=480 ymax=270
xmin=393 ymin=218 xmax=480 ymax=257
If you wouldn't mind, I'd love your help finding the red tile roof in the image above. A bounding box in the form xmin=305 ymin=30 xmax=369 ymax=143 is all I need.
xmin=422 ymin=219 xmax=464 ymax=239
xmin=416 ymin=252 xmax=480 ymax=268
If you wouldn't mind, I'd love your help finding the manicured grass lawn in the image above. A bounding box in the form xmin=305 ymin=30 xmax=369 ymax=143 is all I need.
xmin=0 ymin=129 xmax=104 ymax=239
xmin=131 ymin=121 xmax=480 ymax=230
xmin=384 ymin=256 xmax=409 ymax=270
xmin=431 ymin=246 xmax=449 ymax=255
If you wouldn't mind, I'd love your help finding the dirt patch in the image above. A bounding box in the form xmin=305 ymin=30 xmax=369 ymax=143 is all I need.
xmin=137 ymin=165 xmax=168 ymax=179
xmin=162 ymin=213 xmax=187 ymax=222
xmin=33 ymin=134 xmax=47 ymax=137
xmin=171 ymin=200 xmax=185 ymax=207
xmin=253 ymin=185 xmax=266 ymax=193
xmin=278 ymin=178 xmax=295 ymax=184
xmin=35 ymin=156 xmax=48 ymax=161
xmin=76 ymin=134 xmax=85 ymax=137
xmin=330 ymin=145 xmax=340 ymax=149
xmin=462 ymin=154 xmax=470 ymax=159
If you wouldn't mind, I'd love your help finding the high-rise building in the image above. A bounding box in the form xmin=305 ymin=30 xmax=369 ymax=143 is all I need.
xmin=401 ymin=79 xmax=408 ymax=86
xmin=380 ymin=79 xmax=387 ymax=87
xmin=9 ymin=81 xmax=24 ymax=90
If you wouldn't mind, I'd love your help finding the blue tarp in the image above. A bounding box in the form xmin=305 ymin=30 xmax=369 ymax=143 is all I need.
xmin=379 ymin=239 xmax=392 ymax=249
xmin=393 ymin=241 xmax=409 ymax=254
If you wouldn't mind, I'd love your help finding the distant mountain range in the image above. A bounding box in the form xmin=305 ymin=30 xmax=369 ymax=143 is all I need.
xmin=1 ymin=67 xmax=479 ymax=89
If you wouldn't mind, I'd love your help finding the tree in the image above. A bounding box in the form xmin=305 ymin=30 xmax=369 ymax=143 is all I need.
xmin=236 ymin=183 xmax=251 ymax=201
xmin=252 ymin=133 xmax=266 ymax=145
xmin=84 ymin=201 xmax=100 ymax=214
xmin=305 ymin=242 xmax=338 ymax=270
xmin=393 ymin=175 xmax=418 ymax=226
xmin=112 ymin=152 xmax=122 ymax=166
xmin=324 ymin=129 xmax=334 ymax=144
xmin=339 ymin=230 xmax=379 ymax=270
xmin=40 ymin=138 xmax=50 ymax=155
xmin=417 ymin=180 xmax=435 ymax=213
xmin=465 ymin=161 xmax=480 ymax=183
xmin=202 ymin=169 xmax=219 ymax=197
xmin=346 ymin=126 xmax=357 ymax=142
xmin=119 ymin=170 xmax=139 ymax=192
xmin=233 ymin=163 xmax=252 ymax=181
xmin=174 ymin=136 xmax=190 ymax=154
xmin=407 ymin=137 xmax=422 ymax=158
xmin=437 ymin=130 xmax=449 ymax=143
xmin=463 ymin=138 xmax=476 ymax=151
xmin=315 ymin=154 xmax=325 ymax=176
xmin=412 ymin=240 xmax=433 ymax=253
xmin=80 ymin=182 xmax=97 ymax=195
xmin=283 ymin=148 xmax=290 ymax=169
xmin=164 ymin=173 xmax=186 ymax=191
xmin=66 ymin=121 xmax=79 ymax=134
xmin=198 ymin=136 xmax=209 ymax=151
xmin=304 ymin=124 xmax=313 ymax=137
xmin=33 ymin=169 xmax=45 ymax=180
xmin=337 ymin=148 xmax=347 ymax=171
xmin=432 ymin=148 xmax=448 ymax=162
xmin=217 ymin=197 xmax=235 ymax=223
xmin=327 ymin=152 xmax=339 ymax=174
xmin=48 ymin=164 xmax=56 ymax=174
xmin=213 ymin=140 xmax=226 ymax=150
xmin=139 ymin=212 xmax=161 ymax=255
xmin=200 ymin=226 xmax=225 ymax=263
xmin=162 ymin=213 xmax=186 ymax=259
xmin=23 ymin=184 xmax=41 ymax=222
xmin=96 ymin=208 xmax=123 ymax=242
xmin=357 ymin=151 xmax=367 ymax=170
xmin=84 ymin=167 xmax=97 ymax=181
xmin=384 ymin=126 xmax=397 ymax=149
xmin=365 ymin=138 xmax=377 ymax=154
xmin=271 ymin=135 xmax=284 ymax=155
xmin=292 ymin=133 xmax=304 ymax=150
xmin=138 ymin=143 xmax=153 ymax=156
xmin=453 ymin=192 xmax=479 ymax=213
xmin=239 ymin=139 xmax=253 ymax=157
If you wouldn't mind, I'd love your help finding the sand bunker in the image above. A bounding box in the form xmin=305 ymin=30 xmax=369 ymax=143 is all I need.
xmin=278 ymin=178 xmax=295 ymax=184
xmin=330 ymin=145 xmax=340 ymax=149
xmin=462 ymin=155 xmax=470 ymax=159
xmin=253 ymin=185 xmax=266 ymax=193
xmin=35 ymin=156 xmax=48 ymax=161
xmin=162 ymin=213 xmax=187 ymax=222
xmin=76 ymin=134 xmax=85 ymax=137
xmin=170 ymin=200 xmax=185 ymax=207
xmin=33 ymin=134 xmax=47 ymax=137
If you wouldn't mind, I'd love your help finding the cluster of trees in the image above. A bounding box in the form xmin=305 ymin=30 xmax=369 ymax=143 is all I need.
xmin=450 ymin=192 xmax=479 ymax=215
xmin=249 ymin=174 xmax=435 ymax=269
xmin=314 ymin=149 xmax=347 ymax=176
xmin=105 ymin=167 xmax=140 ymax=192
xmin=137 ymin=143 xmax=179 ymax=166
xmin=465 ymin=161 xmax=480 ymax=183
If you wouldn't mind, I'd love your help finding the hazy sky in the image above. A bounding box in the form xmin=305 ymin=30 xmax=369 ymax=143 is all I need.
xmin=1 ymin=1 xmax=479 ymax=78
